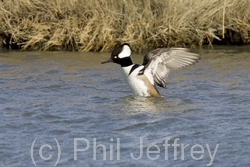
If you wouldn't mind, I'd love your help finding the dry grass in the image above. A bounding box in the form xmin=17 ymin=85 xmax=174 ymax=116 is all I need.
xmin=0 ymin=0 xmax=250 ymax=52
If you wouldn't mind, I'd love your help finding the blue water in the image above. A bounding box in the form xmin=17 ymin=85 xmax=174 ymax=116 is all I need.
xmin=0 ymin=46 xmax=250 ymax=167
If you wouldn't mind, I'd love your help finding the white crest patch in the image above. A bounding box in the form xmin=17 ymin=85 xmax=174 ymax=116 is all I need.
xmin=118 ymin=45 xmax=131 ymax=58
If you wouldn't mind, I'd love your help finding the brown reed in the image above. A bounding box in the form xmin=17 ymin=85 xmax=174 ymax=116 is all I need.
xmin=0 ymin=0 xmax=249 ymax=52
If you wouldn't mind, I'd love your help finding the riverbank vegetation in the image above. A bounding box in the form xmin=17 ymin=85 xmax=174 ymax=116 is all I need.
xmin=0 ymin=0 xmax=249 ymax=52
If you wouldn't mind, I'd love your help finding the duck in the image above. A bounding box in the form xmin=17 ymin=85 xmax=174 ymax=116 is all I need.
xmin=102 ymin=43 xmax=200 ymax=97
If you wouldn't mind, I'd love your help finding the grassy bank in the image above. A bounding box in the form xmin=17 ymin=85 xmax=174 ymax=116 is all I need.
xmin=0 ymin=0 xmax=250 ymax=52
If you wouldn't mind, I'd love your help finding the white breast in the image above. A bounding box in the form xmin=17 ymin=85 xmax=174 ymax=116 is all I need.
xmin=121 ymin=65 xmax=150 ymax=96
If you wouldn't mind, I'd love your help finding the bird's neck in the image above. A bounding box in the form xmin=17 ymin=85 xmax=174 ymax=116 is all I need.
xmin=120 ymin=57 xmax=133 ymax=67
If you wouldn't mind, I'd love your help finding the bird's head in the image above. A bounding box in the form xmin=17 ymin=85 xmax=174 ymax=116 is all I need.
xmin=101 ymin=43 xmax=132 ymax=66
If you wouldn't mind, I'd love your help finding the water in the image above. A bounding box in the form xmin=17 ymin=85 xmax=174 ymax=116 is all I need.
xmin=0 ymin=46 xmax=250 ymax=167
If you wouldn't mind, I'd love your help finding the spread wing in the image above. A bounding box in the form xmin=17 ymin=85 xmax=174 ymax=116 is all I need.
xmin=141 ymin=48 xmax=200 ymax=88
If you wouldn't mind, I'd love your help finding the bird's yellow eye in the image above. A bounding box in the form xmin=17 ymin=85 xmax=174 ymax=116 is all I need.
xmin=114 ymin=56 xmax=117 ymax=59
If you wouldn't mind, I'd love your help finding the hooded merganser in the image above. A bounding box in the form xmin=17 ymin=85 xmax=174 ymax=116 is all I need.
xmin=102 ymin=43 xmax=200 ymax=97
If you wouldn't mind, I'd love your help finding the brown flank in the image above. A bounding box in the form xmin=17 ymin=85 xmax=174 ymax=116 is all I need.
xmin=137 ymin=75 xmax=161 ymax=97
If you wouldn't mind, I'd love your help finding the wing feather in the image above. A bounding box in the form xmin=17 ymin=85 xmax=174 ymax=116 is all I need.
xmin=142 ymin=48 xmax=200 ymax=88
